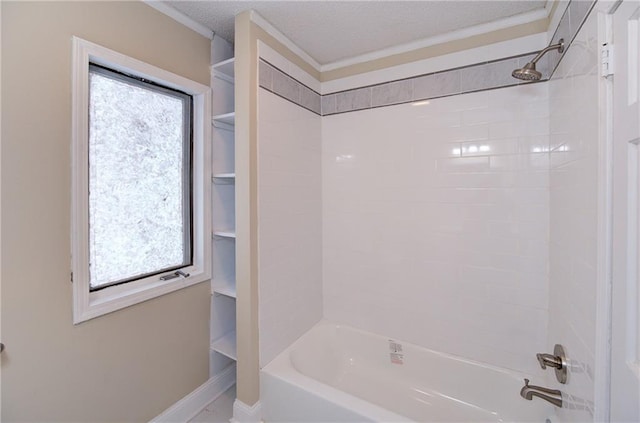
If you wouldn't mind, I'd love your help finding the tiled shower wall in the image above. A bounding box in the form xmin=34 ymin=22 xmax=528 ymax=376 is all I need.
xmin=322 ymin=84 xmax=551 ymax=374
xmin=258 ymin=87 xmax=323 ymax=367
xmin=547 ymin=9 xmax=600 ymax=421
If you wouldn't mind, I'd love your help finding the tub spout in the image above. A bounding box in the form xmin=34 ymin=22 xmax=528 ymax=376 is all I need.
xmin=520 ymin=379 xmax=563 ymax=408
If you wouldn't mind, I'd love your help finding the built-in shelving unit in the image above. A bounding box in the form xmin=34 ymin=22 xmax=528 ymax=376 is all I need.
xmin=210 ymin=39 xmax=237 ymax=383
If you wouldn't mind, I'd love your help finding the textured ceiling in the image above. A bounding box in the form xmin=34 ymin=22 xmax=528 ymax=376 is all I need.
xmin=164 ymin=1 xmax=547 ymax=66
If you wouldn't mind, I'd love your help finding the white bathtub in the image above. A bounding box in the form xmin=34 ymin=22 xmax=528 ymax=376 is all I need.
xmin=261 ymin=321 xmax=555 ymax=422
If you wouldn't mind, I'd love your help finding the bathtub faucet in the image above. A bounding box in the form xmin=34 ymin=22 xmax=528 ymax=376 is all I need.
xmin=520 ymin=379 xmax=562 ymax=408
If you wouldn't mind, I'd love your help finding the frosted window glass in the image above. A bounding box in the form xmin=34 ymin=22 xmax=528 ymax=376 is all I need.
xmin=88 ymin=68 xmax=190 ymax=289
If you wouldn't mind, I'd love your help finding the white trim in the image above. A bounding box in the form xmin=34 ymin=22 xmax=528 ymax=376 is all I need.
xmin=150 ymin=364 xmax=236 ymax=423
xmin=230 ymin=399 xmax=262 ymax=423
xmin=321 ymin=7 xmax=551 ymax=72
xmin=71 ymin=37 xmax=211 ymax=324
xmin=0 ymin=4 xmax=3 ymax=417
xmin=143 ymin=1 xmax=214 ymax=40
xmin=249 ymin=10 xmax=322 ymax=71
xmin=320 ymin=32 xmax=546 ymax=94
xmin=249 ymin=5 xmax=550 ymax=74
xmin=594 ymin=3 xmax=618 ymax=421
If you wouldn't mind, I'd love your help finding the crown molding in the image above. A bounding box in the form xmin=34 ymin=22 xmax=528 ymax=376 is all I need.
xmin=249 ymin=10 xmax=321 ymax=71
xmin=322 ymin=6 xmax=551 ymax=72
xmin=144 ymin=1 xmax=214 ymax=40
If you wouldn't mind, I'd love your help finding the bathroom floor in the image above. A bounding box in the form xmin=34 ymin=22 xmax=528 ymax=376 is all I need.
xmin=189 ymin=385 xmax=236 ymax=423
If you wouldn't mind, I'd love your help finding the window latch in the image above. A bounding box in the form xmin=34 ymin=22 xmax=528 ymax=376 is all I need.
xmin=160 ymin=270 xmax=190 ymax=281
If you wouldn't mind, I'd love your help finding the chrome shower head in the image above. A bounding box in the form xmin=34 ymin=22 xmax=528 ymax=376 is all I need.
xmin=512 ymin=62 xmax=542 ymax=81
xmin=512 ymin=39 xmax=565 ymax=81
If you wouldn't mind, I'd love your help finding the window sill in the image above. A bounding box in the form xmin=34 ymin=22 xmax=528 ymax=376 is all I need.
xmin=74 ymin=267 xmax=209 ymax=324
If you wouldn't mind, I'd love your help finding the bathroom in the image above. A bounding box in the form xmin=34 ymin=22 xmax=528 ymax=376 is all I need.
xmin=1 ymin=1 xmax=638 ymax=422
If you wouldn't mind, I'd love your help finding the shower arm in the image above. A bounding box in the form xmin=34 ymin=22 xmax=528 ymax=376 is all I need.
xmin=529 ymin=41 xmax=565 ymax=65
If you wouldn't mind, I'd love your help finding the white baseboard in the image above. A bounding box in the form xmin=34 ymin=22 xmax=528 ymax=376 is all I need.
xmin=230 ymin=399 xmax=262 ymax=423
xmin=151 ymin=363 xmax=236 ymax=423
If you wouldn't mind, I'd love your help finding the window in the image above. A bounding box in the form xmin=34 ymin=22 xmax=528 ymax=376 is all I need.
xmin=72 ymin=38 xmax=211 ymax=323
xmin=88 ymin=64 xmax=193 ymax=291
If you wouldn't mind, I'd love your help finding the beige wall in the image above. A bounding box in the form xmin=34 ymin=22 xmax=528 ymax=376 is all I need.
xmin=1 ymin=2 xmax=211 ymax=421
xmin=234 ymin=11 xmax=260 ymax=407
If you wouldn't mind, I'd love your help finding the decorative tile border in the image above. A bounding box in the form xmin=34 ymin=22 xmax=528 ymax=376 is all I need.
xmin=258 ymin=0 xmax=596 ymax=116
xmin=259 ymin=60 xmax=321 ymax=115
xmin=321 ymin=52 xmax=548 ymax=116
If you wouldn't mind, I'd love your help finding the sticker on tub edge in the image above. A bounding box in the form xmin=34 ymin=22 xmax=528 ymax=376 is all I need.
xmin=389 ymin=340 xmax=404 ymax=364
xmin=390 ymin=352 xmax=404 ymax=364
xmin=388 ymin=340 xmax=403 ymax=353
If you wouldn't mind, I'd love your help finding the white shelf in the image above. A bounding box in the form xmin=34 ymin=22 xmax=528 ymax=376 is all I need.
xmin=212 ymin=112 xmax=235 ymax=129
xmin=211 ymin=58 xmax=235 ymax=84
xmin=210 ymin=49 xmax=236 ymax=378
xmin=212 ymin=173 xmax=236 ymax=184
xmin=213 ymin=230 xmax=236 ymax=239
xmin=211 ymin=330 xmax=237 ymax=360
xmin=213 ymin=279 xmax=237 ymax=298
xmin=213 ymin=172 xmax=235 ymax=178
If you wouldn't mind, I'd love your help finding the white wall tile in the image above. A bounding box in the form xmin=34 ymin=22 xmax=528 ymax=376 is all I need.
xmin=258 ymin=88 xmax=323 ymax=368
xmin=323 ymin=84 xmax=550 ymax=374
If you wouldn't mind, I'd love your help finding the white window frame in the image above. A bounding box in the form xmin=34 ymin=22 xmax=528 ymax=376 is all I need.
xmin=71 ymin=37 xmax=211 ymax=324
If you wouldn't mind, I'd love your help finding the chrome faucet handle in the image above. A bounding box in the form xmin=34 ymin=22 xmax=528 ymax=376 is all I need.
xmin=536 ymin=344 xmax=568 ymax=384
xmin=537 ymin=353 xmax=562 ymax=369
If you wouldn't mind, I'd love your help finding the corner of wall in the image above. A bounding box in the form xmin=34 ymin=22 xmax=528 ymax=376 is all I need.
xmin=233 ymin=9 xmax=261 ymax=409
xmin=231 ymin=398 xmax=262 ymax=423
